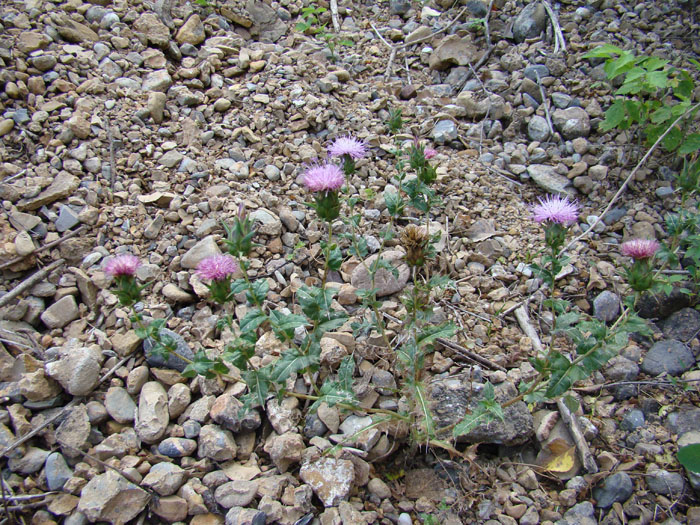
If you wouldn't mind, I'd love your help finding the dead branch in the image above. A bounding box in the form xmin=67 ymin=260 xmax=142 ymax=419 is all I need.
xmin=556 ymin=398 xmax=598 ymax=474
xmin=0 ymin=258 xmax=65 ymax=308
xmin=0 ymin=225 xmax=86 ymax=271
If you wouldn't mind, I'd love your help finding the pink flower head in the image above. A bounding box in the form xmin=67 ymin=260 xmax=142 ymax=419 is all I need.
xmin=327 ymin=135 xmax=368 ymax=160
xmin=104 ymin=254 xmax=141 ymax=277
xmin=304 ymin=163 xmax=345 ymax=193
xmin=532 ymin=195 xmax=579 ymax=226
xmin=621 ymin=239 xmax=659 ymax=260
xmin=424 ymin=147 xmax=437 ymax=160
xmin=196 ymin=255 xmax=239 ymax=282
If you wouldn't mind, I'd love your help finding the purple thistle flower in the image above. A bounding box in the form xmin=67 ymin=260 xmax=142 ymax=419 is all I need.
xmin=621 ymin=239 xmax=659 ymax=260
xmin=424 ymin=147 xmax=437 ymax=160
xmin=532 ymin=195 xmax=579 ymax=226
xmin=304 ymin=163 xmax=345 ymax=193
xmin=196 ymin=255 xmax=239 ymax=282
xmin=327 ymin=136 xmax=367 ymax=160
xmin=104 ymin=254 xmax=141 ymax=277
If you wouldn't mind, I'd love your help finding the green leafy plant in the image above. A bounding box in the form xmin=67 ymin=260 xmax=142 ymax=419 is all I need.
xmin=583 ymin=45 xmax=700 ymax=154
xmin=678 ymin=443 xmax=700 ymax=474
xmin=295 ymin=4 xmax=353 ymax=62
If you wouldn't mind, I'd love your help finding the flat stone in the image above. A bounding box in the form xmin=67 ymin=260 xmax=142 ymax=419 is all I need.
xmin=299 ymin=457 xmax=354 ymax=507
xmin=104 ymin=386 xmax=136 ymax=424
xmin=77 ymin=470 xmax=150 ymax=523
xmin=429 ymin=35 xmax=483 ymax=71
xmin=351 ymin=250 xmax=410 ymax=298
xmin=133 ymin=13 xmax=170 ymax=47
xmin=45 ymin=452 xmax=73 ymax=491
xmin=17 ymin=31 xmax=51 ymax=54
xmin=40 ymin=295 xmax=79 ymax=329
xmin=641 ymin=340 xmax=695 ymax=377
xmin=215 ymin=480 xmax=259 ymax=508
xmin=135 ymin=381 xmax=169 ymax=444
xmin=181 ymin=235 xmax=221 ymax=269
xmin=250 ymin=209 xmax=282 ymax=236
xmin=429 ymin=379 xmax=534 ymax=445
xmin=20 ymin=171 xmax=79 ymax=211
xmin=142 ymin=462 xmax=187 ymax=496
xmin=45 ymin=340 xmax=101 ymax=396
xmin=527 ymin=164 xmax=575 ymax=197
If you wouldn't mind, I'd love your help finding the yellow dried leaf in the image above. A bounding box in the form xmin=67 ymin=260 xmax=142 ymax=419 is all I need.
xmin=542 ymin=438 xmax=576 ymax=473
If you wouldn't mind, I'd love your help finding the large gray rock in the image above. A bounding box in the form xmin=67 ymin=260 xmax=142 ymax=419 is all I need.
xmin=104 ymin=386 xmax=136 ymax=423
xmin=56 ymin=404 xmax=91 ymax=459
xmin=526 ymin=165 xmax=575 ymax=197
xmin=592 ymin=472 xmax=633 ymax=508
xmin=45 ymin=452 xmax=73 ymax=491
xmin=351 ymin=250 xmax=410 ymax=298
xmin=527 ymin=116 xmax=550 ymax=142
xmin=180 ymin=235 xmax=221 ymax=269
xmin=142 ymin=462 xmax=187 ymax=496
xmin=77 ymin=470 xmax=150 ymax=523
xmin=133 ymin=13 xmax=170 ymax=47
xmin=299 ymin=457 xmax=355 ymax=507
xmin=429 ymin=35 xmax=484 ymax=71
xmin=641 ymin=340 xmax=695 ymax=377
xmin=428 ymin=379 xmax=534 ymax=445
xmin=135 ymin=382 xmax=169 ymax=444
xmin=45 ymin=340 xmax=102 ymax=396
xmin=661 ymin=307 xmax=700 ymax=342
xmin=142 ymin=69 xmax=172 ymax=92
xmin=512 ymin=3 xmax=546 ymax=43
xmin=552 ymin=107 xmax=591 ymax=139
xmin=40 ymin=295 xmax=80 ymax=329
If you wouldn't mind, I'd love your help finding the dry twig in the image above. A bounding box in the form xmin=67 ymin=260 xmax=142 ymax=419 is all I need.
xmin=514 ymin=305 xmax=545 ymax=357
xmin=0 ymin=258 xmax=65 ymax=308
xmin=541 ymin=0 xmax=566 ymax=55
xmin=329 ymin=0 xmax=340 ymax=32
xmin=556 ymin=398 xmax=598 ymax=474
xmin=0 ymin=225 xmax=86 ymax=271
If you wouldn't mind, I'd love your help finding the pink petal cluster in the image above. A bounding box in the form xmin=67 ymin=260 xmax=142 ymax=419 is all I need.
xmin=104 ymin=254 xmax=141 ymax=277
xmin=621 ymin=239 xmax=659 ymax=260
xmin=196 ymin=255 xmax=239 ymax=282
xmin=304 ymin=163 xmax=345 ymax=193
xmin=532 ymin=195 xmax=579 ymax=226
xmin=327 ymin=136 xmax=367 ymax=160
xmin=424 ymin=147 xmax=437 ymax=160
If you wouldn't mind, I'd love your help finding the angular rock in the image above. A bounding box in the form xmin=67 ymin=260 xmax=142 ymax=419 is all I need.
xmin=641 ymin=340 xmax=695 ymax=377
xmin=133 ymin=13 xmax=170 ymax=47
xmin=527 ymin=165 xmax=575 ymax=197
xmin=142 ymin=462 xmax=187 ymax=496
xmin=263 ymin=432 xmax=304 ymax=472
xmin=225 ymin=507 xmax=266 ymax=525
xmin=552 ymin=107 xmax=591 ymax=140
xmin=41 ymin=295 xmax=79 ymax=329
xmin=56 ymin=404 xmax=91 ymax=458
xmin=429 ymin=379 xmax=534 ymax=445
xmin=181 ymin=235 xmax=221 ymax=269
xmin=135 ymin=382 xmax=169 ymax=444
xmin=176 ymin=14 xmax=206 ymax=45
xmin=77 ymin=470 xmax=150 ymax=523
xmin=661 ymin=308 xmax=700 ymax=342
xmin=215 ymin=480 xmax=259 ymax=508
xmin=45 ymin=341 xmax=101 ymax=396
xmin=142 ymin=69 xmax=172 ymax=92
xmin=429 ymin=35 xmax=484 ymax=71
xmin=299 ymin=457 xmax=354 ymax=507
xmin=198 ymin=424 xmax=237 ymax=461
xmin=351 ymin=250 xmax=410 ymax=297
xmin=593 ymin=472 xmax=633 ymax=508
xmin=513 ymin=2 xmax=546 ymax=42
xmin=20 ymin=171 xmax=79 ymax=211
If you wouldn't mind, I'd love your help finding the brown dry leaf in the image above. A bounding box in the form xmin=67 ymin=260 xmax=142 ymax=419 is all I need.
xmin=541 ymin=438 xmax=576 ymax=473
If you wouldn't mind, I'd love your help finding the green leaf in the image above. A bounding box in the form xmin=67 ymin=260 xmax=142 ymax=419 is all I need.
xmin=242 ymin=367 xmax=271 ymax=408
xmin=314 ymin=312 xmax=349 ymax=337
xmin=453 ymin=406 xmax=493 ymax=437
xmin=337 ymin=355 xmax=355 ymax=392
xmin=650 ymin=105 xmax=673 ymax=125
xmin=272 ymin=348 xmax=316 ymax=383
xmin=678 ymin=444 xmax=700 ymax=474
xmin=642 ymin=56 xmax=668 ymax=72
xmin=646 ymin=70 xmax=669 ymax=90
xmin=600 ymin=100 xmax=627 ymax=131
xmin=269 ymin=311 xmax=308 ymax=341
xmin=546 ymin=358 xmax=588 ymax=398
xmin=239 ymin=308 xmax=268 ymax=333
xmin=384 ymin=191 xmax=405 ymax=217
xmin=416 ymin=322 xmax=456 ymax=349
xmin=582 ymin=44 xmax=623 ymax=59
xmin=553 ymin=311 xmax=580 ymax=331
xmin=606 ymin=52 xmax=638 ymax=79
xmin=247 ymin=279 xmax=269 ymax=305
xmin=662 ymin=126 xmax=683 ymax=152
xmin=679 ymin=133 xmax=700 ymax=156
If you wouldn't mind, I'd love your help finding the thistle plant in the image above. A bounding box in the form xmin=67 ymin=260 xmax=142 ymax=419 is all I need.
xmin=328 ymin=135 xmax=367 ymax=176
xmin=621 ymin=239 xmax=660 ymax=296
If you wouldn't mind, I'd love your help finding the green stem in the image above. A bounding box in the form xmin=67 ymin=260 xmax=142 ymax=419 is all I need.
xmin=321 ymin=221 xmax=333 ymax=290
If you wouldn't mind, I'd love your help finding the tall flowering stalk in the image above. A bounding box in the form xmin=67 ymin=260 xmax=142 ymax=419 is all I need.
xmin=328 ymin=135 xmax=367 ymax=176
xmin=531 ymin=194 xmax=579 ymax=292
xmin=621 ymin=239 xmax=659 ymax=295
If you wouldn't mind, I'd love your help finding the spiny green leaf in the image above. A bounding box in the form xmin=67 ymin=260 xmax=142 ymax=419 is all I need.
xmin=239 ymin=309 xmax=267 ymax=333
xmin=679 ymin=133 xmax=700 ymax=156
xmin=416 ymin=322 xmax=457 ymax=349
xmin=272 ymin=348 xmax=316 ymax=383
